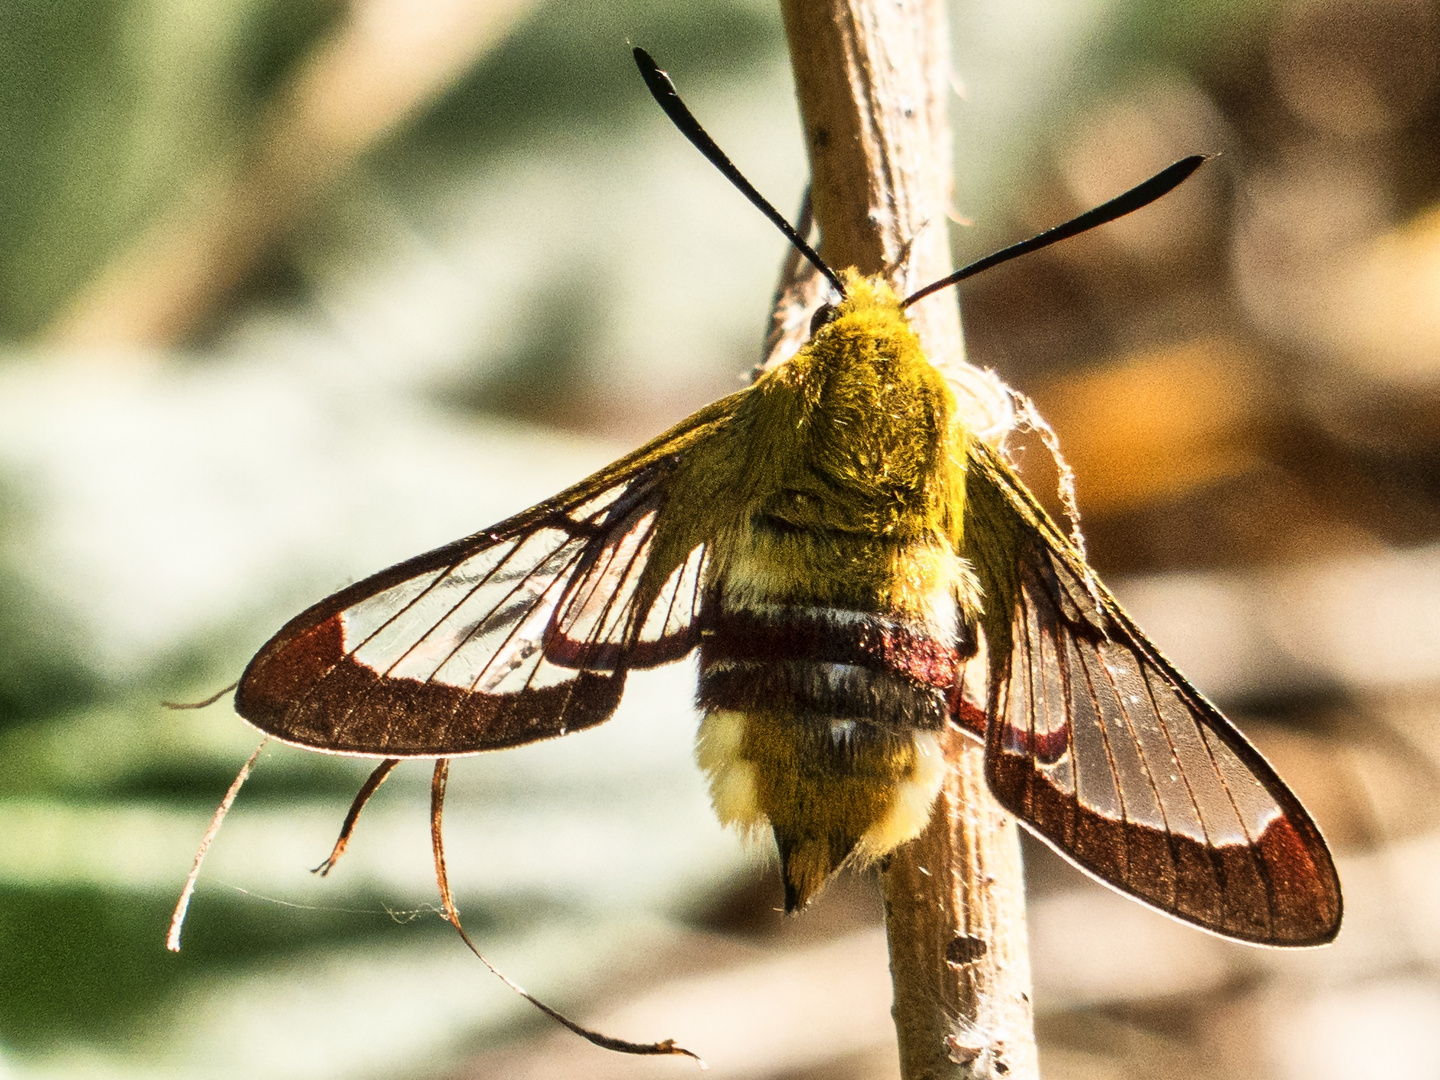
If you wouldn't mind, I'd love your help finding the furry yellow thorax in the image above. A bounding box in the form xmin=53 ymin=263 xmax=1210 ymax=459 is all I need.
xmin=649 ymin=274 xmax=971 ymax=605
xmin=748 ymin=273 xmax=967 ymax=548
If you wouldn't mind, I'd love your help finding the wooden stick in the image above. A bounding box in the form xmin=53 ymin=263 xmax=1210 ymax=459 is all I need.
xmin=777 ymin=2 xmax=1038 ymax=1077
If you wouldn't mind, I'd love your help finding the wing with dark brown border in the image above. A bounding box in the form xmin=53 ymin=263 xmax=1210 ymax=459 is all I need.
xmin=964 ymin=439 xmax=1342 ymax=946
xmin=235 ymin=390 xmax=745 ymax=758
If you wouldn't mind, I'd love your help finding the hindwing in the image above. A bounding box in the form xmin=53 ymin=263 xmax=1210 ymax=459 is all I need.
xmin=964 ymin=439 xmax=1342 ymax=946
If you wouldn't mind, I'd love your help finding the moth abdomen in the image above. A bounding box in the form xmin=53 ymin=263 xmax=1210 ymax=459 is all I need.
xmin=697 ymin=604 xmax=970 ymax=730
xmin=700 ymin=604 xmax=973 ymax=681
xmin=698 ymin=659 xmax=949 ymax=730
xmin=694 ymin=599 xmax=967 ymax=909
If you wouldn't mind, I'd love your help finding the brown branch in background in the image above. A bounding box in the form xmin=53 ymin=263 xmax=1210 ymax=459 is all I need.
xmin=778 ymin=2 xmax=1038 ymax=1077
xmin=45 ymin=0 xmax=540 ymax=350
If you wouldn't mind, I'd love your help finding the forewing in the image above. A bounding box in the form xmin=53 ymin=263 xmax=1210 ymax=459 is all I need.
xmin=236 ymin=391 xmax=744 ymax=758
xmin=966 ymin=441 xmax=1341 ymax=946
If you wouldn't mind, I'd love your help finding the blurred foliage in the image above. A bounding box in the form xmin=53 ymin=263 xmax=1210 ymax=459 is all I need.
xmin=0 ymin=0 xmax=342 ymax=338
xmin=0 ymin=886 xmax=452 ymax=1051
xmin=0 ymin=487 xmax=101 ymax=728
xmin=3 ymin=0 xmax=1440 ymax=1077
xmin=0 ymin=574 xmax=101 ymax=731
xmin=0 ymin=0 xmax=781 ymax=341
xmin=398 ymin=0 xmax=780 ymax=161
xmin=1103 ymin=0 xmax=1279 ymax=73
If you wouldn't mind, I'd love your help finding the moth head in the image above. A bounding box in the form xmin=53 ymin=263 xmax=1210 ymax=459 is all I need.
xmin=634 ymin=47 xmax=1209 ymax=334
xmin=808 ymin=302 xmax=838 ymax=339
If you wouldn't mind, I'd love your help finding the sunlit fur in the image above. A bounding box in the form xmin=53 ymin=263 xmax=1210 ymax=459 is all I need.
xmin=636 ymin=272 xmax=981 ymax=908
xmin=697 ymin=711 xmax=948 ymax=850
xmin=695 ymin=709 xmax=763 ymax=835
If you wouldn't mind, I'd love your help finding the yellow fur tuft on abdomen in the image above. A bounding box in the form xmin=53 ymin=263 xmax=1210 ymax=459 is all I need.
xmin=695 ymin=709 xmax=767 ymax=837
xmin=696 ymin=707 xmax=947 ymax=905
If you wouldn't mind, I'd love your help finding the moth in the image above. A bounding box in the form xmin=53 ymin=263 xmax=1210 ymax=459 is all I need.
xmin=183 ymin=48 xmax=1341 ymax=976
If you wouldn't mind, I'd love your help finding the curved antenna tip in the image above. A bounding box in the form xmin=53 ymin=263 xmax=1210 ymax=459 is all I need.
xmin=632 ymin=47 xmax=845 ymax=298
xmin=902 ymin=154 xmax=1213 ymax=308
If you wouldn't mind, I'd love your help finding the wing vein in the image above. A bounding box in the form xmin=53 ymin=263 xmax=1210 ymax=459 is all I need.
xmin=1096 ymin=649 xmax=1178 ymax=885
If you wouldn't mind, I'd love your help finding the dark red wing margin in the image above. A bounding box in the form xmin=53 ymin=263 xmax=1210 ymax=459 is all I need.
xmin=984 ymin=541 xmax=1341 ymax=945
xmin=235 ymin=457 xmax=705 ymax=758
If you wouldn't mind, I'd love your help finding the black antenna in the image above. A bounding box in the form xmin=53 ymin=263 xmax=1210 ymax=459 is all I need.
xmin=902 ymin=155 xmax=1209 ymax=308
xmin=633 ymin=47 xmax=846 ymax=298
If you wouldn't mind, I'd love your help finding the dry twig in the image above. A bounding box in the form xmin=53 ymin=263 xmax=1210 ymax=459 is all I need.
xmin=778 ymin=2 xmax=1039 ymax=1076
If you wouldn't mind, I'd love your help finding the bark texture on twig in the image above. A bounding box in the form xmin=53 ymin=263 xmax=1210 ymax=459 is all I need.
xmin=778 ymin=3 xmax=1038 ymax=1077
xmin=881 ymin=726 xmax=1037 ymax=1080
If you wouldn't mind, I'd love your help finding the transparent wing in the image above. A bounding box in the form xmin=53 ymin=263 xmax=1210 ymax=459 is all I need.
xmin=235 ymin=390 xmax=745 ymax=758
xmin=965 ymin=441 xmax=1341 ymax=946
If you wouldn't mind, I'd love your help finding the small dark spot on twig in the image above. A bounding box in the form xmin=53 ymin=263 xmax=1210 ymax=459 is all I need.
xmin=946 ymin=934 xmax=988 ymax=966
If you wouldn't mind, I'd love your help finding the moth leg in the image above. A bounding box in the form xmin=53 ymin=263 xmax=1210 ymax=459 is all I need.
xmin=426 ymin=757 xmax=702 ymax=1062
xmin=160 ymin=679 xmax=239 ymax=710
xmin=313 ymin=757 xmax=400 ymax=876
xmin=167 ymin=738 xmax=268 ymax=951
xmin=429 ymin=758 xmax=458 ymax=921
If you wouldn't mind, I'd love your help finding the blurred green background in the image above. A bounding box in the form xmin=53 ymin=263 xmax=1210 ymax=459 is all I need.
xmin=3 ymin=1 xmax=1440 ymax=1078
